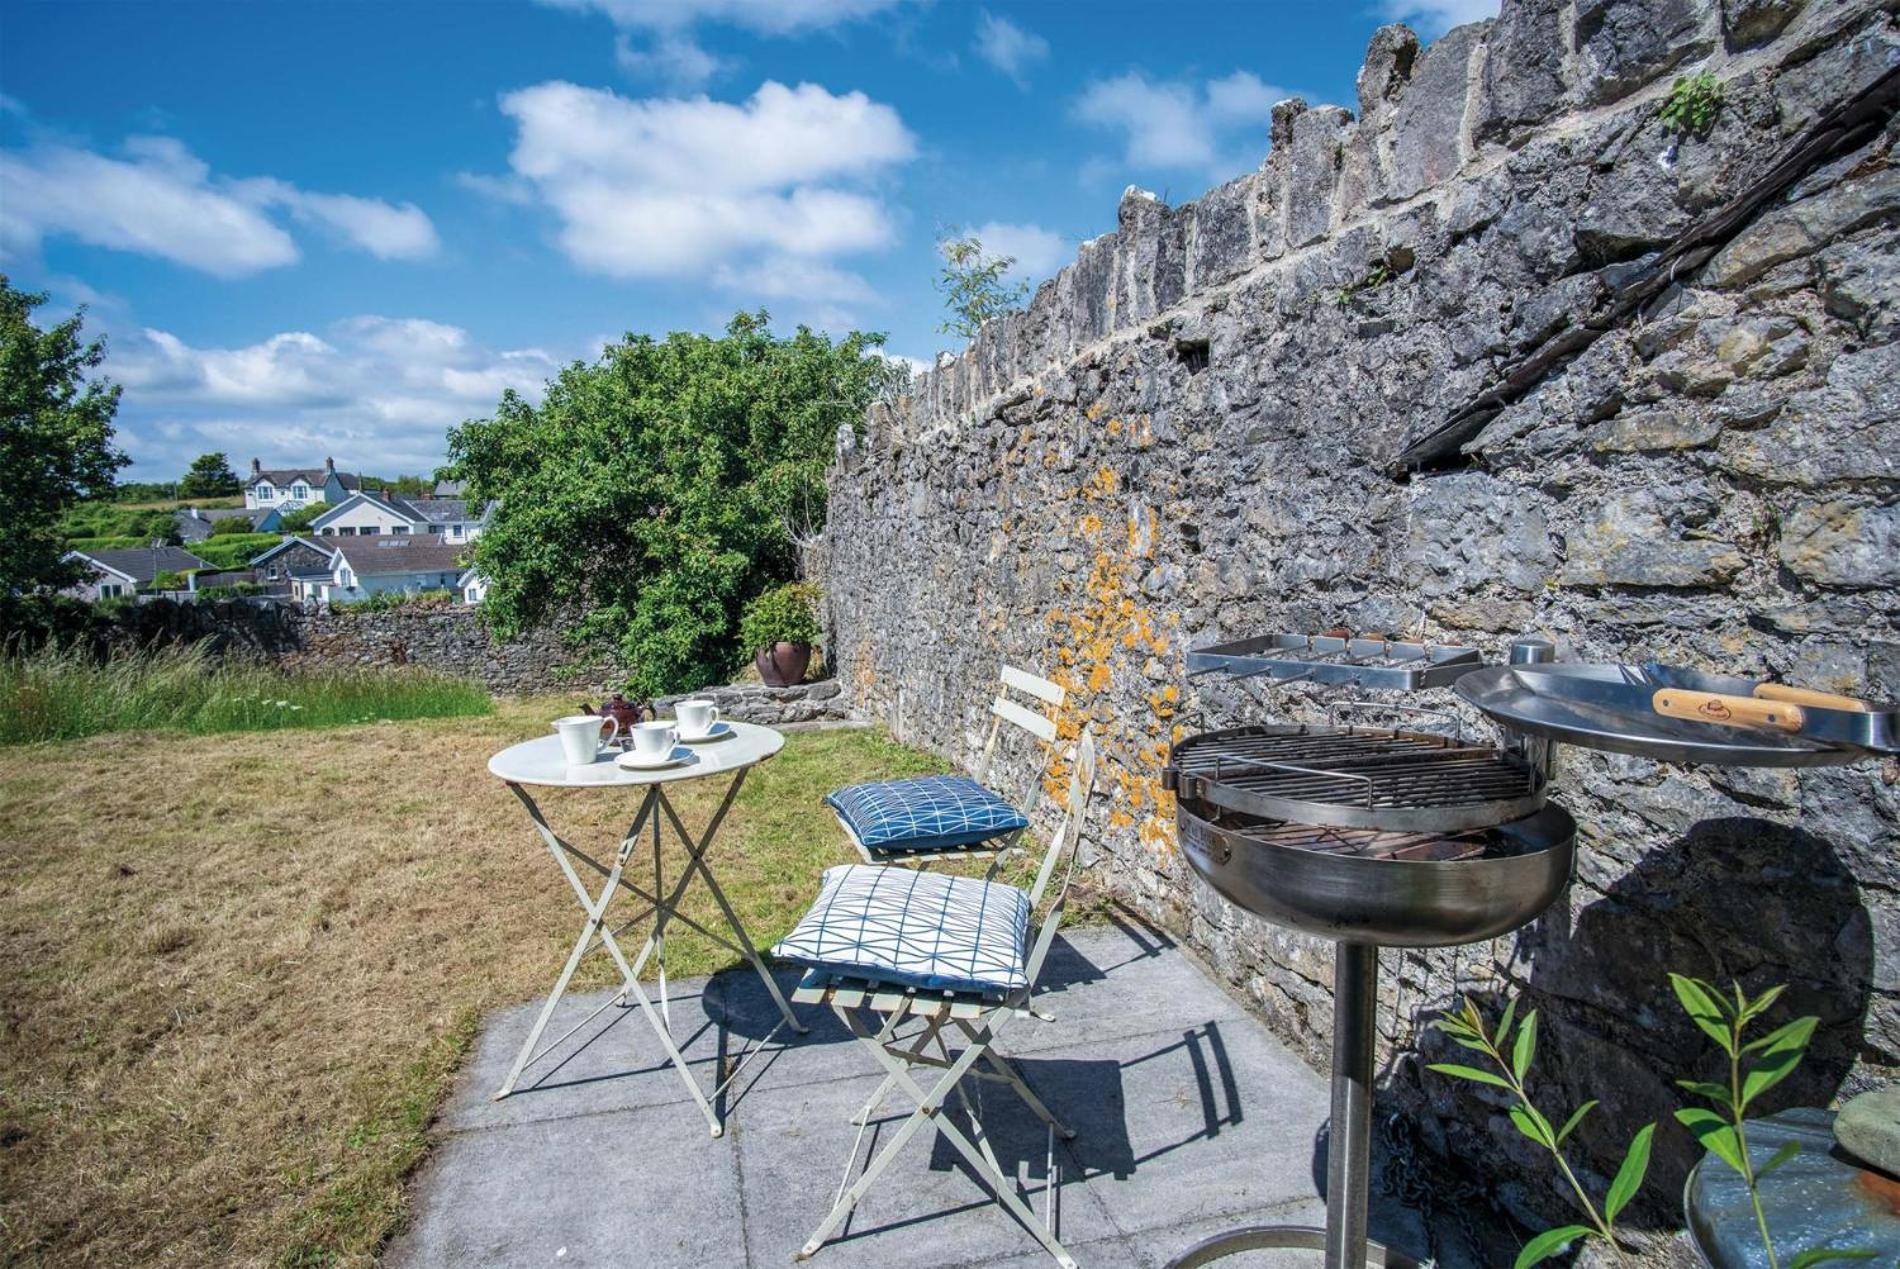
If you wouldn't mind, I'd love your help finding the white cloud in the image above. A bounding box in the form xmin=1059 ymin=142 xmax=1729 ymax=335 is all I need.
xmin=109 ymin=316 xmax=562 ymax=476
xmin=971 ymin=221 xmax=1067 ymax=284
xmin=0 ymin=134 xmax=438 ymax=275
xmin=495 ymin=79 xmax=914 ymax=306
xmin=973 ymin=10 xmax=1049 ymax=87
xmin=1378 ymin=0 xmax=1499 ymax=37
xmin=543 ymin=0 xmax=905 ymax=89
xmin=1073 ymin=69 xmax=1296 ymax=179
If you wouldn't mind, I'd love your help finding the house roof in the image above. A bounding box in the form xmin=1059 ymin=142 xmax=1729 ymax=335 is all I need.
xmin=433 ymin=478 xmax=467 ymax=497
xmin=247 ymin=467 xmax=359 ymax=490
xmin=70 ymin=546 xmax=212 ymax=584
xmin=310 ymin=490 xmax=489 ymax=530
xmin=333 ymin=539 xmax=469 ymax=578
xmin=248 ymin=535 xmax=332 ymax=568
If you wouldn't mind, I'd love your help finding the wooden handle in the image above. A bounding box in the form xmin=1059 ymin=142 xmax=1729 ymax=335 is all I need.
xmin=1753 ymin=682 xmax=1872 ymax=712
xmin=1653 ymin=689 xmax=1804 ymax=733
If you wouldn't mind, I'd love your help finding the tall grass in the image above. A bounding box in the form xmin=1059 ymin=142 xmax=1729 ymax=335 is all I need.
xmin=0 ymin=645 xmax=492 ymax=745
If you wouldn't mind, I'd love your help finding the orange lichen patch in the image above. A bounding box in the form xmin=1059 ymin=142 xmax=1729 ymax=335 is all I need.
xmin=1107 ymin=417 xmax=1124 ymax=436
xmin=1038 ymin=462 xmax=1183 ymax=854
xmin=1085 ymin=401 xmax=1107 ymax=421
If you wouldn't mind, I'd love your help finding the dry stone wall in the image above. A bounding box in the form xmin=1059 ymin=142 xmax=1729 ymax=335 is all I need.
xmin=112 ymin=598 xmax=627 ymax=696
xmin=827 ymin=0 xmax=1900 ymax=1249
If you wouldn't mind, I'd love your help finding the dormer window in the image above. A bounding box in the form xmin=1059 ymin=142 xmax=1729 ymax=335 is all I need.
xmin=291 ymin=483 xmax=308 ymax=500
xmin=256 ymin=483 xmax=274 ymax=500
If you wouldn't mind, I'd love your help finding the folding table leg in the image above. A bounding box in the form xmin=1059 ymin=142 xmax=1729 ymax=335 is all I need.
xmin=656 ymin=780 xmax=806 ymax=1034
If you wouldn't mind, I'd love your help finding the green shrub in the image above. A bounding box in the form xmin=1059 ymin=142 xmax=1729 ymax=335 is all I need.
xmin=65 ymin=535 xmax=146 ymax=553
xmin=60 ymin=503 xmax=178 ymax=542
xmin=188 ymin=533 xmax=282 ymax=570
xmin=150 ymin=570 xmax=186 ymax=592
xmin=278 ymin=503 xmax=327 ymax=533
xmin=739 ymin=582 xmax=821 ymax=652
xmin=208 ymin=516 xmax=259 ymax=536
xmin=0 ymin=644 xmax=492 ymax=744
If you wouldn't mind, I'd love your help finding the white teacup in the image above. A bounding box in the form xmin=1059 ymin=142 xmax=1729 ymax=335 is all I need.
xmin=628 ymin=720 xmax=679 ymax=761
xmin=553 ymin=714 xmax=617 ymax=766
xmin=676 ymin=698 xmax=720 ymax=738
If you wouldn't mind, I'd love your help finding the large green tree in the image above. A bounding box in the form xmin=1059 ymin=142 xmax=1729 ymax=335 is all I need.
xmin=0 ymin=277 xmax=126 ymax=593
xmin=178 ymin=451 xmax=241 ymax=498
xmin=448 ymin=311 xmax=900 ymax=697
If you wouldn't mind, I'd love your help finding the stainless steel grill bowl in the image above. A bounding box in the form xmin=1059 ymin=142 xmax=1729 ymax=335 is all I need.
xmin=1176 ymin=796 xmax=1577 ymax=946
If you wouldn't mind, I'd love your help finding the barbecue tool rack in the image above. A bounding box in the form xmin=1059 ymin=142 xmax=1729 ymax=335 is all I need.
xmin=1186 ymin=633 xmax=1486 ymax=691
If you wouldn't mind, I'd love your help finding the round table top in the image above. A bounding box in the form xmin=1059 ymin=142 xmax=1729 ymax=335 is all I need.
xmin=488 ymin=722 xmax=785 ymax=789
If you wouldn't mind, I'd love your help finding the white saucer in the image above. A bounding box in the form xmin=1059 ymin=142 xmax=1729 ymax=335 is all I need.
xmin=680 ymin=721 xmax=734 ymax=744
xmin=615 ymin=747 xmax=695 ymax=771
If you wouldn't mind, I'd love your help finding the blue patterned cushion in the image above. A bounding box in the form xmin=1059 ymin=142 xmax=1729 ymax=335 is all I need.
xmin=771 ymin=864 xmax=1032 ymax=994
xmin=825 ymin=775 xmax=1028 ymax=854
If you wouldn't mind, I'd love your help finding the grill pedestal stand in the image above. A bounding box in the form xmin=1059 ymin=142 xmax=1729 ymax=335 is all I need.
xmin=1166 ymin=942 xmax=1402 ymax=1269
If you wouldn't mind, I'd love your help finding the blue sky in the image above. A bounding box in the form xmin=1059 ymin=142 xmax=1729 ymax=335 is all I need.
xmin=0 ymin=0 xmax=1494 ymax=480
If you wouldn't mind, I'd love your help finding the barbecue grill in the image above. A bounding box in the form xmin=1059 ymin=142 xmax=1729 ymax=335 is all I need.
xmin=1166 ymin=629 xmax=1894 ymax=1267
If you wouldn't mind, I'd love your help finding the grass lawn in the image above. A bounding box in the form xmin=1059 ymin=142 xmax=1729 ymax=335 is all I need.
xmin=0 ymin=700 xmax=1003 ymax=1265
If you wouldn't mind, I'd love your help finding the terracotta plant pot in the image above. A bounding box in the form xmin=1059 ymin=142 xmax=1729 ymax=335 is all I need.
xmin=756 ymin=641 xmax=812 ymax=687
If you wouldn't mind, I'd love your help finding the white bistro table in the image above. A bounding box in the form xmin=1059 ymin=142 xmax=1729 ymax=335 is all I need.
xmin=486 ymin=722 xmax=805 ymax=1136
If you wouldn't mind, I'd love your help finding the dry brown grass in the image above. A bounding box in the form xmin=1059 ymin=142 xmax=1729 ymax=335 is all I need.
xmin=0 ymin=701 xmax=956 ymax=1266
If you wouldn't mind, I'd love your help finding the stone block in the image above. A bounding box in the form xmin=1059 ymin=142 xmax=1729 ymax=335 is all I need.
xmin=1186 ymin=175 xmax=1255 ymax=291
xmin=1476 ymin=0 xmax=1569 ymax=140
xmin=1589 ymin=406 xmax=1721 ymax=451
xmin=1705 ymin=167 xmax=1900 ymax=289
xmin=1386 ymin=21 xmax=1483 ymax=202
xmin=1723 ymin=0 xmax=1806 ymax=49
xmin=1070 ymin=233 xmax=1117 ymax=347
xmin=1573 ymin=0 xmax=1714 ymax=105
xmin=1721 ymin=342 xmax=1900 ymax=485
xmin=1356 ymin=23 xmax=1420 ymax=126
xmin=1286 ymin=105 xmax=1352 ymax=247
xmin=1556 ymin=488 xmax=1746 ymax=587
xmin=1779 ymin=499 xmax=1900 ymax=588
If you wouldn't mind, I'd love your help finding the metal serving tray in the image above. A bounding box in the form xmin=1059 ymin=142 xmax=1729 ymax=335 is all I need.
xmin=1186 ymin=633 xmax=1486 ymax=691
xmin=1456 ymin=664 xmax=1891 ymax=767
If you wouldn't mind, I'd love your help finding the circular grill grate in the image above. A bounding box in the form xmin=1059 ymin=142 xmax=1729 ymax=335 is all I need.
xmin=1165 ymin=723 xmax=1547 ymax=834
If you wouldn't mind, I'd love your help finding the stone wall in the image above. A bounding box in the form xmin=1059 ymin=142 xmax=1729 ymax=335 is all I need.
xmin=112 ymin=597 xmax=627 ymax=696
xmin=654 ymin=679 xmax=851 ymax=727
xmin=826 ymin=0 xmax=1899 ymax=1250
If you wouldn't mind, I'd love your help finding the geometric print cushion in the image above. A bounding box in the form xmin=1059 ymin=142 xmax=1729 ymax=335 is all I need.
xmin=770 ymin=864 xmax=1033 ymax=995
xmin=824 ymin=774 xmax=1029 ymax=855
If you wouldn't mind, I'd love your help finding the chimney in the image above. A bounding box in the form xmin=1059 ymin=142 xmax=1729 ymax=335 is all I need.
xmin=251 ymin=458 xmax=261 ymax=476
xmin=325 ymin=456 xmax=335 ymax=474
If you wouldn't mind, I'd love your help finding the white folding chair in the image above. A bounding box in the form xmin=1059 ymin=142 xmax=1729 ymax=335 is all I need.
xmin=828 ymin=664 xmax=1067 ymax=872
xmin=786 ymin=728 xmax=1098 ymax=1267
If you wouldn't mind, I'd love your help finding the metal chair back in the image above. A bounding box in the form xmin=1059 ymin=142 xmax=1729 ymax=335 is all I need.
xmin=974 ymin=665 xmax=1067 ymax=821
xmin=1023 ymin=727 xmax=1096 ymax=991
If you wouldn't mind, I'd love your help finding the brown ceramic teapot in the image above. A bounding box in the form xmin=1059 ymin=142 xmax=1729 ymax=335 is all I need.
xmin=580 ymin=693 xmax=651 ymax=736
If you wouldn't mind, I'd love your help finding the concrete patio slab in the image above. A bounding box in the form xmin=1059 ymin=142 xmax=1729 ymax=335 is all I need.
xmin=390 ymin=922 xmax=1501 ymax=1268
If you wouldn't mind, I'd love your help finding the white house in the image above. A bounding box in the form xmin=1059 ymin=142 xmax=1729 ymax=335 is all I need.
xmin=309 ymin=491 xmax=492 ymax=543
xmin=62 ymin=546 xmax=213 ymax=600
xmin=308 ymin=538 xmax=471 ymax=604
xmin=457 ymin=566 xmax=489 ymax=606
xmin=245 ymin=457 xmax=359 ymax=511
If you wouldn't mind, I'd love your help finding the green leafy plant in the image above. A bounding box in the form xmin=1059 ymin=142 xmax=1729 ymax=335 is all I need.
xmin=448 ymin=311 xmax=898 ymax=698
xmin=739 ymin=581 xmax=821 ymax=653
xmin=1333 ymin=261 xmax=1394 ymax=307
xmin=1668 ymin=976 xmax=1872 ymax=1269
xmin=1431 ymin=998 xmax=1653 ymax=1268
xmin=1659 ymin=72 xmax=1724 ymax=136
xmin=936 ymin=232 xmax=1028 ymax=339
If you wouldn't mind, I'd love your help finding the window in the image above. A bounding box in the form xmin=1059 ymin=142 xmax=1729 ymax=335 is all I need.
xmin=466 ymin=587 xmax=479 ymax=603
xmin=428 ymin=524 xmax=443 ymax=534
xmin=255 ymin=483 xmax=274 ymax=500
xmin=392 ymin=525 xmax=410 ymax=534
xmin=362 ymin=526 xmax=379 ymax=535
xmin=100 ymin=583 xmax=123 ymax=598
xmin=291 ymin=484 xmax=308 ymax=500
